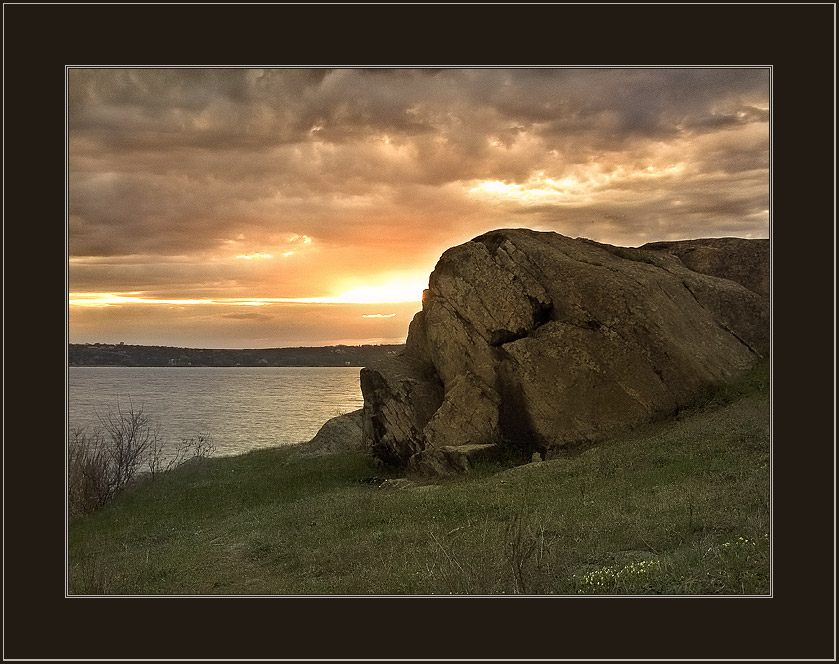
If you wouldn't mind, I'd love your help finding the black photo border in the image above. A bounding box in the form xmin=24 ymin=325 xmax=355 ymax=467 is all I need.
xmin=3 ymin=2 xmax=835 ymax=661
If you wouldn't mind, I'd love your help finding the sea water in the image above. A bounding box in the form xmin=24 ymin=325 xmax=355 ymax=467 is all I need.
xmin=67 ymin=366 xmax=365 ymax=459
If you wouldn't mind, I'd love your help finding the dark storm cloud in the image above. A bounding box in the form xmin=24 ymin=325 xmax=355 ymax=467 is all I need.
xmin=69 ymin=68 xmax=436 ymax=151
xmin=69 ymin=67 xmax=769 ymax=153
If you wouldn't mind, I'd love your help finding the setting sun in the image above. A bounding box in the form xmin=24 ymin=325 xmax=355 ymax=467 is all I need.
xmin=312 ymin=281 xmax=425 ymax=304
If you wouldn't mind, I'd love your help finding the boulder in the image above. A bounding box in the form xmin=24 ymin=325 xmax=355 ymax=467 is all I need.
xmin=289 ymin=409 xmax=364 ymax=459
xmin=360 ymin=229 xmax=769 ymax=474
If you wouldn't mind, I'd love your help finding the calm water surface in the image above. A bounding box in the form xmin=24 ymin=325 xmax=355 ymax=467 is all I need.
xmin=67 ymin=367 xmax=364 ymax=459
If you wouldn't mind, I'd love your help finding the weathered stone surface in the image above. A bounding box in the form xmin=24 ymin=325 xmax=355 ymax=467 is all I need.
xmin=289 ymin=409 xmax=364 ymax=459
xmin=407 ymin=444 xmax=498 ymax=477
xmin=640 ymin=237 xmax=770 ymax=300
xmin=360 ymin=228 xmax=770 ymax=473
xmin=422 ymin=372 xmax=501 ymax=449
xmin=360 ymin=354 xmax=443 ymax=467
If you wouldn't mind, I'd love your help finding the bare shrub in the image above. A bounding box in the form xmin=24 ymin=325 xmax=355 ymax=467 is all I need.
xmin=68 ymin=427 xmax=111 ymax=517
xmin=146 ymin=433 xmax=169 ymax=480
xmin=166 ymin=432 xmax=216 ymax=470
xmin=98 ymin=401 xmax=162 ymax=494
xmin=68 ymin=402 xmax=213 ymax=517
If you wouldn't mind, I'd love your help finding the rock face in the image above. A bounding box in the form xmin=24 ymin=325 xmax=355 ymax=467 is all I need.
xmin=289 ymin=409 xmax=364 ymax=459
xmin=639 ymin=237 xmax=770 ymax=300
xmin=360 ymin=229 xmax=769 ymax=475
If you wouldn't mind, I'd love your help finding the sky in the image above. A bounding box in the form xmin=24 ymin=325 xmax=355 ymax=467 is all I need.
xmin=67 ymin=67 xmax=770 ymax=349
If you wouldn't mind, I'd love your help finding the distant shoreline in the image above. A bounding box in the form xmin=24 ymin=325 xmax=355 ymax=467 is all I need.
xmin=68 ymin=342 xmax=405 ymax=368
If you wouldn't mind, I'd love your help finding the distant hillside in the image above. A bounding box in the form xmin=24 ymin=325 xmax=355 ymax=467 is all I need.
xmin=68 ymin=343 xmax=406 ymax=367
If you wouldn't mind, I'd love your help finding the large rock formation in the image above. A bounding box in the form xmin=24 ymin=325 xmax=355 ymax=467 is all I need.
xmin=360 ymin=229 xmax=769 ymax=475
xmin=289 ymin=409 xmax=364 ymax=459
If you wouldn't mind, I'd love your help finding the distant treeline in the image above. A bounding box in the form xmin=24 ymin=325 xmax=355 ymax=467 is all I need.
xmin=68 ymin=343 xmax=406 ymax=367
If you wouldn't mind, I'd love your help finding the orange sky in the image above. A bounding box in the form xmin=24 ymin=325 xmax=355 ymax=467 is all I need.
xmin=67 ymin=68 xmax=770 ymax=349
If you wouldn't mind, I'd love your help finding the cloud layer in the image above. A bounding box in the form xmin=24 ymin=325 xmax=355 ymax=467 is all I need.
xmin=68 ymin=67 xmax=770 ymax=347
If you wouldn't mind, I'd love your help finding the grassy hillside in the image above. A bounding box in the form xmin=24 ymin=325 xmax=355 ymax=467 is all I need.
xmin=68 ymin=358 xmax=770 ymax=595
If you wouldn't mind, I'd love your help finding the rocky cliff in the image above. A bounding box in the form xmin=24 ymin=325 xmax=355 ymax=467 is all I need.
xmin=360 ymin=229 xmax=769 ymax=475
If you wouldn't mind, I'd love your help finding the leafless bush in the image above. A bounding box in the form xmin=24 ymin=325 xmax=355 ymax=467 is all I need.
xmin=68 ymin=402 xmax=162 ymax=517
xmin=98 ymin=401 xmax=162 ymax=493
xmin=166 ymin=432 xmax=216 ymax=470
xmin=146 ymin=433 xmax=169 ymax=480
xmin=68 ymin=402 xmax=213 ymax=517
xmin=68 ymin=427 xmax=111 ymax=517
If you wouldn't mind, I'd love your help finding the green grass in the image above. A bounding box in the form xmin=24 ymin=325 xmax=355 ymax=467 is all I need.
xmin=68 ymin=358 xmax=770 ymax=595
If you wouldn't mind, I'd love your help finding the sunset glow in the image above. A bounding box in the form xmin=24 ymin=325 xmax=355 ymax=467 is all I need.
xmin=68 ymin=279 xmax=425 ymax=309
xmin=67 ymin=68 xmax=770 ymax=348
xmin=312 ymin=281 xmax=426 ymax=305
xmin=69 ymin=293 xmax=216 ymax=307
